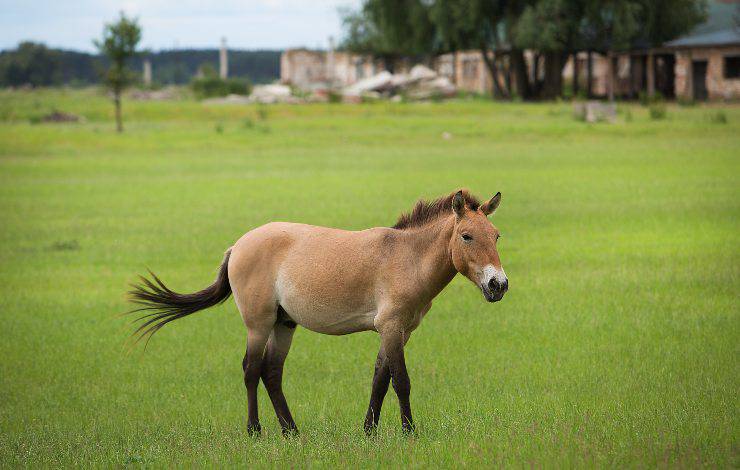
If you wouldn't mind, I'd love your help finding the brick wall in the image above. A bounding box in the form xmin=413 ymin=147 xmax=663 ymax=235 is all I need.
xmin=675 ymin=46 xmax=740 ymax=100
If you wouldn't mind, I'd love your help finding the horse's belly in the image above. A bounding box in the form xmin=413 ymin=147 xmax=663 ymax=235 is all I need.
xmin=276 ymin=271 xmax=377 ymax=335
xmin=284 ymin=303 xmax=377 ymax=335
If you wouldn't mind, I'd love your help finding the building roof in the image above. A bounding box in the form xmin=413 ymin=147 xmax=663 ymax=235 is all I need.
xmin=665 ymin=28 xmax=740 ymax=47
xmin=664 ymin=0 xmax=740 ymax=48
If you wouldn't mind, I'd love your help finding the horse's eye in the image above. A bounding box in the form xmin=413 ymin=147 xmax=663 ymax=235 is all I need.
xmin=461 ymin=234 xmax=473 ymax=242
xmin=496 ymin=234 xmax=501 ymax=241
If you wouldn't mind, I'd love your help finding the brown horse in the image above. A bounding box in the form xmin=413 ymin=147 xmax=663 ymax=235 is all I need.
xmin=130 ymin=189 xmax=508 ymax=435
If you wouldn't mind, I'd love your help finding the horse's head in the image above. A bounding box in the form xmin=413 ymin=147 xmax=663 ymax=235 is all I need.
xmin=449 ymin=190 xmax=508 ymax=302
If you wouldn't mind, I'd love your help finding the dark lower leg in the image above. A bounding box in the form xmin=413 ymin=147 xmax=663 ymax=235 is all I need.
xmin=364 ymin=351 xmax=391 ymax=434
xmin=261 ymin=354 xmax=297 ymax=435
xmin=390 ymin=361 xmax=413 ymax=432
xmin=386 ymin=345 xmax=413 ymax=433
xmin=243 ymin=346 xmax=265 ymax=436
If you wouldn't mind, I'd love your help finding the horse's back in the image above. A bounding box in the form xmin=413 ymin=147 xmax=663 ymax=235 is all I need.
xmin=231 ymin=221 xmax=390 ymax=255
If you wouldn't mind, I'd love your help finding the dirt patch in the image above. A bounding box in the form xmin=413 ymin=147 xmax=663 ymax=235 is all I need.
xmin=40 ymin=111 xmax=83 ymax=123
xmin=47 ymin=240 xmax=80 ymax=251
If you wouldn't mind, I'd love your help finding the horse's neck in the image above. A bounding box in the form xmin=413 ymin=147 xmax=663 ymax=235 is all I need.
xmin=401 ymin=216 xmax=457 ymax=302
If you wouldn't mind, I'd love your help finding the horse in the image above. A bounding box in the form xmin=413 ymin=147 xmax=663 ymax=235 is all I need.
xmin=129 ymin=189 xmax=508 ymax=436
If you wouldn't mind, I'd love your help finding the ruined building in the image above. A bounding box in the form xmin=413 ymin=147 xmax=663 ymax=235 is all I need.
xmin=281 ymin=1 xmax=739 ymax=101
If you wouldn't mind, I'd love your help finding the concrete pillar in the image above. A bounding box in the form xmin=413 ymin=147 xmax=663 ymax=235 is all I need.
xmin=143 ymin=58 xmax=152 ymax=87
xmin=327 ymin=36 xmax=335 ymax=86
xmin=452 ymin=51 xmax=457 ymax=87
xmin=607 ymin=52 xmax=615 ymax=101
xmin=455 ymin=52 xmax=461 ymax=88
xmin=573 ymin=51 xmax=579 ymax=96
xmin=684 ymin=51 xmax=693 ymax=99
xmin=646 ymin=51 xmax=655 ymax=97
xmin=586 ymin=51 xmax=593 ymax=98
xmin=219 ymin=37 xmax=228 ymax=79
xmin=280 ymin=52 xmax=290 ymax=83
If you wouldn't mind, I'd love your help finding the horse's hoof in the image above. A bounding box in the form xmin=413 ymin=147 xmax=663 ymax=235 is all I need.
xmin=364 ymin=423 xmax=378 ymax=436
xmin=281 ymin=426 xmax=299 ymax=438
xmin=247 ymin=422 xmax=262 ymax=437
xmin=401 ymin=423 xmax=417 ymax=436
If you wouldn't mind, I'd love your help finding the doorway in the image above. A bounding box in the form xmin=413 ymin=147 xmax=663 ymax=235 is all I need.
xmin=692 ymin=60 xmax=708 ymax=101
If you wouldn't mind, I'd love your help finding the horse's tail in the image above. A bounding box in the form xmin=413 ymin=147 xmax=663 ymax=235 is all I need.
xmin=128 ymin=249 xmax=232 ymax=344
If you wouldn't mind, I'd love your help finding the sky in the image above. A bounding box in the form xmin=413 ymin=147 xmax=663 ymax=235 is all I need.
xmin=0 ymin=0 xmax=363 ymax=52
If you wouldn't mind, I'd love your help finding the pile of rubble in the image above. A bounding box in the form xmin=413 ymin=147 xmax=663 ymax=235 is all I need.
xmin=202 ymin=84 xmax=302 ymax=105
xmin=573 ymin=101 xmax=617 ymax=123
xmin=201 ymin=94 xmax=251 ymax=105
xmin=342 ymin=65 xmax=456 ymax=101
xmin=247 ymin=84 xmax=301 ymax=104
xmin=202 ymin=64 xmax=457 ymax=105
xmin=129 ymin=86 xmax=183 ymax=101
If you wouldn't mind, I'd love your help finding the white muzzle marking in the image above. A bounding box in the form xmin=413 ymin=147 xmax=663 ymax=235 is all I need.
xmin=481 ymin=264 xmax=507 ymax=287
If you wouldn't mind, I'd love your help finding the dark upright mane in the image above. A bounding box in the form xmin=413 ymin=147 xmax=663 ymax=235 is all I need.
xmin=392 ymin=190 xmax=481 ymax=230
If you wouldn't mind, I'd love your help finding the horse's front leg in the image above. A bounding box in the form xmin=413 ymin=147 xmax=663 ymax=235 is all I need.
xmin=364 ymin=347 xmax=391 ymax=434
xmin=378 ymin=325 xmax=414 ymax=433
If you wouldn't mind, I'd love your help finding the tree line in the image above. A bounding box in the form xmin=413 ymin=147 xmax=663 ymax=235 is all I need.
xmin=0 ymin=42 xmax=281 ymax=88
xmin=341 ymin=0 xmax=707 ymax=99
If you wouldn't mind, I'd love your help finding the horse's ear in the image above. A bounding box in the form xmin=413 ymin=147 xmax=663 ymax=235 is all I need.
xmin=452 ymin=190 xmax=466 ymax=218
xmin=481 ymin=192 xmax=501 ymax=216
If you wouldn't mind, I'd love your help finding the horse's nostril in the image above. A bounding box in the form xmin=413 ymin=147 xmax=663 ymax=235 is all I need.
xmin=488 ymin=278 xmax=508 ymax=293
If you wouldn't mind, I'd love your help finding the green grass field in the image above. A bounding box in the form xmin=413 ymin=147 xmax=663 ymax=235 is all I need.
xmin=0 ymin=88 xmax=738 ymax=467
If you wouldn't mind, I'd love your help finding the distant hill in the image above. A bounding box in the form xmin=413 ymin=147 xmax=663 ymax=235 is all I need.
xmin=0 ymin=42 xmax=281 ymax=87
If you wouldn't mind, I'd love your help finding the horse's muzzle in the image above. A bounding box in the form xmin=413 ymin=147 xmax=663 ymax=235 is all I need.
xmin=482 ymin=278 xmax=508 ymax=303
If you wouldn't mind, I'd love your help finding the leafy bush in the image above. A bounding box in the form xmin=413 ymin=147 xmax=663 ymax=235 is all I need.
xmin=708 ymin=110 xmax=728 ymax=124
xmin=191 ymin=76 xmax=251 ymax=99
xmin=638 ymin=91 xmax=646 ymax=105
xmin=256 ymin=105 xmax=268 ymax=121
xmin=289 ymin=86 xmax=310 ymax=99
xmin=645 ymin=92 xmax=667 ymax=120
xmin=327 ymin=90 xmax=342 ymax=103
xmin=361 ymin=93 xmax=380 ymax=104
xmin=639 ymin=91 xmax=663 ymax=106
xmin=649 ymin=101 xmax=667 ymax=120
xmin=562 ymin=83 xmax=574 ymax=100
xmin=456 ymin=90 xmax=490 ymax=101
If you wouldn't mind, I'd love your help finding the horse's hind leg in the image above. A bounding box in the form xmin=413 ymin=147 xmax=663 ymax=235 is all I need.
xmin=243 ymin=325 xmax=271 ymax=436
xmin=261 ymin=318 xmax=298 ymax=435
xmin=230 ymin=240 xmax=285 ymax=436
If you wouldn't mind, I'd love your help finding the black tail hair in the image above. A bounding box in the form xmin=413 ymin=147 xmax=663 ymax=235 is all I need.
xmin=128 ymin=249 xmax=232 ymax=344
